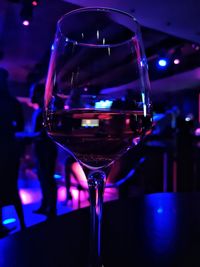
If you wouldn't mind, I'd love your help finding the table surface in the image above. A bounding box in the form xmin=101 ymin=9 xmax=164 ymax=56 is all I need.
xmin=1 ymin=192 xmax=200 ymax=267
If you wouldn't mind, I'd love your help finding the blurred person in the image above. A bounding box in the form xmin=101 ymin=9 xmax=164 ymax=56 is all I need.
xmin=65 ymin=155 xmax=87 ymax=205
xmin=0 ymin=68 xmax=26 ymax=234
xmin=30 ymin=83 xmax=57 ymax=218
xmin=65 ymin=156 xmax=75 ymax=203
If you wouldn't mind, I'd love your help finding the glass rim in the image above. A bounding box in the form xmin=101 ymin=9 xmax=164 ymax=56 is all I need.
xmin=57 ymin=6 xmax=140 ymax=48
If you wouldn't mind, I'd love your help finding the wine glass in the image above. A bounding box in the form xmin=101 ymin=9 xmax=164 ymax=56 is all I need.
xmin=44 ymin=7 xmax=152 ymax=267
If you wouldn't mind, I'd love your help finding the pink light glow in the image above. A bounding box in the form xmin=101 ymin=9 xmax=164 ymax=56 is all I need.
xmin=174 ymin=58 xmax=180 ymax=65
xmin=23 ymin=20 xmax=30 ymax=26
xmin=71 ymin=188 xmax=79 ymax=200
xmin=126 ymin=118 xmax=130 ymax=126
xmin=28 ymin=102 xmax=39 ymax=109
xmin=195 ymin=128 xmax=200 ymax=136
xmin=132 ymin=137 xmax=140 ymax=145
xmin=19 ymin=189 xmax=41 ymax=205
xmin=19 ymin=190 xmax=33 ymax=205
xmin=57 ymin=186 xmax=66 ymax=202
xmin=71 ymin=162 xmax=87 ymax=185
xmin=64 ymin=105 xmax=69 ymax=110
xmin=32 ymin=1 xmax=38 ymax=6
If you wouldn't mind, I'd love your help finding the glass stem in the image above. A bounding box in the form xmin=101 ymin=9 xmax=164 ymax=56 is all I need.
xmin=87 ymin=170 xmax=106 ymax=267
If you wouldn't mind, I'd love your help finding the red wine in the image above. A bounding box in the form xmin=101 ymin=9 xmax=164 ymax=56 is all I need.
xmin=46 ymin=108 xmax=151 ymax=168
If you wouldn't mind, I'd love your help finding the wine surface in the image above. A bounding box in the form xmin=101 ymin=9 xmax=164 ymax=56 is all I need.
xmin=46 ymin=108 xmax=151 ymax=168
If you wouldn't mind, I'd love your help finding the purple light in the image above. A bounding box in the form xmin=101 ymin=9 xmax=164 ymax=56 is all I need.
xmin=57 ymin=186 xmax=66 ymax=202
xmin=174 ymin=58 xmax=180 ymax=65
xmin=195 ymin=128 xmax=200 ymax=136
xmin=23 ymin=20 xmax=30 ymax=26
xmin=64 ymin=105 xmax=69 ymax=110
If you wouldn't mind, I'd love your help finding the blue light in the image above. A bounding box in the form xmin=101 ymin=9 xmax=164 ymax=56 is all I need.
xmin=147 ymin=194 xmax=177 ymax=253
xmin=51 ymin=44 xmax=55 ymax=51
xmin=157 ymin=208 xmax=163 ymax=214
xmin=95 ymin=100 xmax=113 ymax=109
xmin=3 ymin=218 xmax=16 ymax=225
xmin=54 ymin=174 xmax=62 ymax=179
xmin=158 ymin=58 xmax=168 ymax=68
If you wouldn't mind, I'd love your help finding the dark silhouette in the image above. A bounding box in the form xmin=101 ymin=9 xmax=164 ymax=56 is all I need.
xmin=176 ymin=115 xmax=195 ymax=191
xmin=31 ymin=83 xmax=57 ymax=218
xmin=0 ymin=68 xmax=26 ymax=234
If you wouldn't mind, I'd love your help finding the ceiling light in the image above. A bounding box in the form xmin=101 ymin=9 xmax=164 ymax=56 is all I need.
xmin=157 ymin=58 xmax=168 ymax=68
xmin=173 ymin=58 xmax=180 ymax=65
